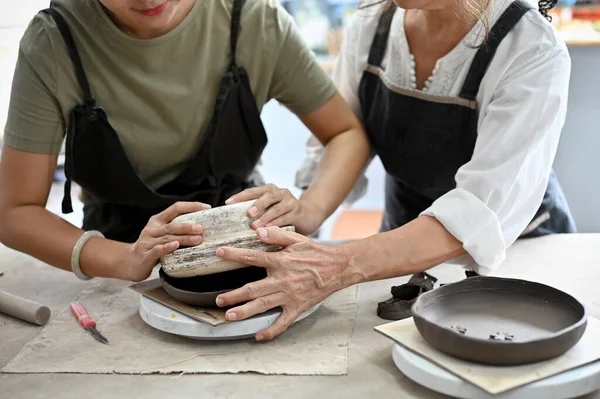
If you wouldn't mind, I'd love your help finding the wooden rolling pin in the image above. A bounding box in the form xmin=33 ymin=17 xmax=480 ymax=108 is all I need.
xmin=0 ymin=290 xmax=51 ymax=326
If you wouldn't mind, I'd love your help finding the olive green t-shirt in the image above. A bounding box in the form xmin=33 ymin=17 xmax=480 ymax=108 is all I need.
xmin=4 ymin=0 xmax=336 ymax=189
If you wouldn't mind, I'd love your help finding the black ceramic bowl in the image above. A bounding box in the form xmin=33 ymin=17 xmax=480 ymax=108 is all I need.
xmin=411 ymin=276 xmax=588 ymax=366
xmin=159 ymin=266 xmax=267 ymax=308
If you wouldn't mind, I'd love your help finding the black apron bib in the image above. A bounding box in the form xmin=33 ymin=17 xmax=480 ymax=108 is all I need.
xmin=43 ymin=0 xmax=268 ymax=243
xmin=359 ymin=0 xmax=576 ymax=238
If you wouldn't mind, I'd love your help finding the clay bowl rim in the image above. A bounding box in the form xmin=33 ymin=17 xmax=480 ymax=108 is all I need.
xmin=158 ymin=267 xmax=231 ymax=297
xmin=411 ymin=275 xmax=588 ymax=347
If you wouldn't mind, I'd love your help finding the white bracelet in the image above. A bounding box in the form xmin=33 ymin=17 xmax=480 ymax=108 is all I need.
xmin=71 ymin=230 xmax=104 ymax=280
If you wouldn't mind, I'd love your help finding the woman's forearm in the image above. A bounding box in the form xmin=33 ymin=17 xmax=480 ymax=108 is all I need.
xmin=339 ymin=215 xmax=466 ymax=285
xmin=0 ymin=148 xmax=131 ymax=280
xmin=0 ymin=205 xmax=128 ymax=279
xmin=300 ymin=126 xmax=370 ymax=225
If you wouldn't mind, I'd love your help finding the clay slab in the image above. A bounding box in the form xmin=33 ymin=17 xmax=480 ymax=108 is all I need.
xmin=159 ymin=200 xmax=295 ymax=278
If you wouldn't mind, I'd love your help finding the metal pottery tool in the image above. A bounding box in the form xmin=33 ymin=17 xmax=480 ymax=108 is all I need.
xmin=70 ymin=302 xmax=108 ymax=344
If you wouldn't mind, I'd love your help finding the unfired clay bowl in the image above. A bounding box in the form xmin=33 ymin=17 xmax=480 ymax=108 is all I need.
xmin=159 ymin=266 xmax=267 ymax=308
xmin=411 ymin=276 xmax=588 ymax=366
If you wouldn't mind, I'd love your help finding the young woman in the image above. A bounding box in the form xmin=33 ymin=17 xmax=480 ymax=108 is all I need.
xmin=0 ymin=0 xmax=370 ymax=282
xmin=215 ymin=0 xmax=577 ymax=340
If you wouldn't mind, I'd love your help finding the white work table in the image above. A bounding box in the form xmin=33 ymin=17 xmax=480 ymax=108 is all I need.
xmin=1 ymin=234 xmax=599 ymax=398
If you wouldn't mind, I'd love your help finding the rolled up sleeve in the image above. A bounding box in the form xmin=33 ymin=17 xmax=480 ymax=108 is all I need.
xmin=421 ymin=45 xmax=571 ymax=274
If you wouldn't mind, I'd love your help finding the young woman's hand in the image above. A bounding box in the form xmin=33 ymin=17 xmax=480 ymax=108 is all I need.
xmin=122 ymin=201 xmax=211 ymax=281
xmin=225 ymin=184 xmax=325 ymax=235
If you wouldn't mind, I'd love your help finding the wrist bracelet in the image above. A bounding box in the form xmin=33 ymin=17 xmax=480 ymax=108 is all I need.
xmin=71 ymin=230 xmax=104 ymax=280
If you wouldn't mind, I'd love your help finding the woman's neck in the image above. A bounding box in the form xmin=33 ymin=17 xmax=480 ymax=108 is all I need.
xmin=406 ymin=6 xmax=478 ymax=47
xmin=404 ymin=4 xmax=481 ymax=89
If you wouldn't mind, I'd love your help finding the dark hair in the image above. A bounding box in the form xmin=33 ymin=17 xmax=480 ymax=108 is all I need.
xmin=538 ymin=0 xmax=558 ymax=21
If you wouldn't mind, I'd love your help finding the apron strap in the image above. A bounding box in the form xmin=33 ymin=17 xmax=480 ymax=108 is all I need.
xmin=61 ymin=111 xmax=78 ymax=214
xmin=459 ymin=0 xmax=532 ymax=101
xmin=229 ymin=0 xmax=246 ymax=68
xmin=42 ymin=4 xmax=99 ymax=213
xmin=367 ymin=5 xmax=396 ymax=68
xmin=41 ymin=5 xmax=95 ymax=109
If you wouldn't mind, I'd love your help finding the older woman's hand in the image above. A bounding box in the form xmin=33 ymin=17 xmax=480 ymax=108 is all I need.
xmin=224 ymin=184 xmax=325 ymax=236
xmin=215 ymin=226 xmax=356 ymax=341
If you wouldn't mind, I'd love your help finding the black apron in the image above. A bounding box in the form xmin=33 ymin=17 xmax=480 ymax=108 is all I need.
xmin=42 ymin=0 xmax=268 ymax=243
xmin=360 ymin=0 xmax=577 ymax=238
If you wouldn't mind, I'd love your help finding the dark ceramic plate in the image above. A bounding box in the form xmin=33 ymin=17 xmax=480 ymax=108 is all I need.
xmin=411 ymin=276 xmax=588 ymax=366
xmin=159 ymin=266 xmax=267 ymax=308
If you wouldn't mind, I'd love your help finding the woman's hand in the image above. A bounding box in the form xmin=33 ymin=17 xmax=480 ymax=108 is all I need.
xmin=225 ymin=184 xmax=325 ymax=235
xmin=121 ymin=201 xmax=211 ymax=282
xmin=214 ymin=226 xmax=359 ymax=341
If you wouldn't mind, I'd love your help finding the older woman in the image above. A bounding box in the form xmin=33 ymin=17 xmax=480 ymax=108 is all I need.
xmin=215 ymin=0 xmax=576 ymax=340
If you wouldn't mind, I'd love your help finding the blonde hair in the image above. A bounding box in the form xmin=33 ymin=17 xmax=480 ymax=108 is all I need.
xmin=463 ymin=0 xmax=493 ymax=39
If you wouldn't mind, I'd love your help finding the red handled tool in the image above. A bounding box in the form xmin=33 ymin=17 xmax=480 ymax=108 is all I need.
xmin=70 ymin=302 xmax=108 ymax=344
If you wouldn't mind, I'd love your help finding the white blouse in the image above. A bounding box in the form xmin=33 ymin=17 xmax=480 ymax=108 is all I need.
xmin=295 ymin=0 xmax=572 ymax=274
